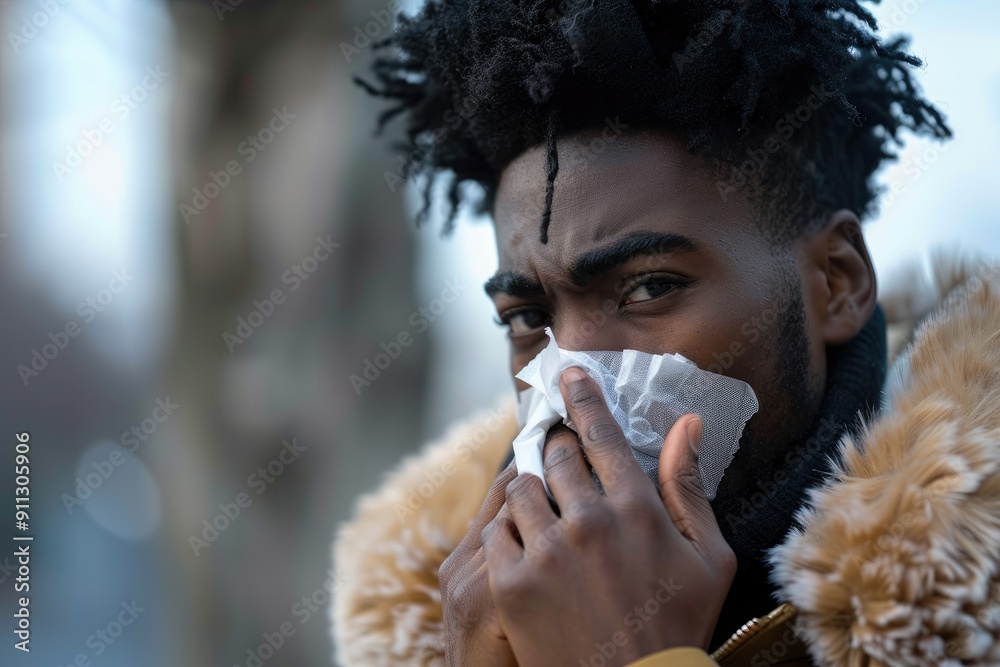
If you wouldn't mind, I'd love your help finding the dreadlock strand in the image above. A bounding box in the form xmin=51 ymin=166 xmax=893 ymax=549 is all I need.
xmin=539 ymin=108 xmax=560 ymax=244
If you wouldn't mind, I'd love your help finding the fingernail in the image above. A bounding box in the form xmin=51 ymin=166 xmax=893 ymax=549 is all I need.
xmin=686 ymin=417 xmax=703 ymax=456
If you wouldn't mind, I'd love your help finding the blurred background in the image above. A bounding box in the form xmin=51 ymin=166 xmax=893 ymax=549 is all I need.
xmin=0 ymin=0 xmax=997 ymax=665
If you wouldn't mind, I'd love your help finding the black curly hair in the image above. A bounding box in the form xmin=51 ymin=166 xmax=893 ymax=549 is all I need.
xmin=357 ymin=0 xmax=951 ymax=244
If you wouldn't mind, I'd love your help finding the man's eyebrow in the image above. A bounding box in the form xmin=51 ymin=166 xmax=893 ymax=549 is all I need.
xmin=483 ymin=231 xmax=697 ymax=296
xmin=484 ymin=271 xmax=544 ymax=297
xmin=569 ymin=231 xmax=697 ymax=286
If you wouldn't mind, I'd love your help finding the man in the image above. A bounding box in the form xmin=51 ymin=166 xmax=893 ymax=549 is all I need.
xmin=333 ymin=1 xmax=1000 ymax=665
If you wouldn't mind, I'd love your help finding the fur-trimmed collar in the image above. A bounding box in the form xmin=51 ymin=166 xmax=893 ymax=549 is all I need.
xmin=771 ymin=264 xmax=1000 ymax=665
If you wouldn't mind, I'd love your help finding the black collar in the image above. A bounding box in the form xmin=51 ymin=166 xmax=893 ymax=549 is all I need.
xmin=709 ymin=306 xmax=888 ymax=648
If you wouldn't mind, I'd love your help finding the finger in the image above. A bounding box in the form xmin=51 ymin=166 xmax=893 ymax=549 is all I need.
xmin=486 ymin=503 xmax=515 ymax=543
xmin=542 ymin=425 xmax=602 ymax=509
xmin=504 ymin=472 xmax=557 ymax=544
xmin=465 ymin=461 xmax=518 ymax=543
xmin=450 ymin=505 xmax=515 ymax=621
xmin=558 ymin=367 xmax=654 ymax=501
xmin=658 ymin=414 xmax=729 ymax=560
xmin=440 ymin=461 xmax=517 ymax=586
xmin=481 ymin=516 xmax=523 ymax=572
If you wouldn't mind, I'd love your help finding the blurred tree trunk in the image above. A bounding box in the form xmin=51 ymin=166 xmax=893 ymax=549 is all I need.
xmin=160 ymin=1 xmax=427 ymax=664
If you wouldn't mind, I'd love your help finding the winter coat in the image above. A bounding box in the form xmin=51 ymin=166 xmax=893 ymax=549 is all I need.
xmin=332 ymin=262 xmax=1000 ymax=666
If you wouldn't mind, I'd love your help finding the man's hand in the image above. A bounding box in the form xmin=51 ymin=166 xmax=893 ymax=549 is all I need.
xmin=439 ymin=461 xmax=519 ymax=667
xmin=481 ymin=367 xmax=737 ymax=667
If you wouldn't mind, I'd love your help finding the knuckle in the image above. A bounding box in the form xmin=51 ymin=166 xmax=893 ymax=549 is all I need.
xmin=480 ymin=519 xmax=498 ymax=546
xmin=492 ymin=570 xmax=532 ymax=605
xmin=674 ymin=468 xmax=705 ymax=500
xmin=585 ymin=416 xmax=621 ymax=444
xmin=494 ymin=462 xmax=518 ymax=487
xmin=546 ymin=424 xmax=575 ymax=442
xmin=498 ymin=459 xmax=518 ymax=480
xmin=716 ymin=542 xmax=738 ymax=580
xmin=672 ymin=515 xmax=702 ymax=542
xmin=566 ymin=505 xmax=612 ymax=542
xmin=504 ymin=475 xmax=532 ymax=503
xmin=543 ymin=441 xmax=578 ymax=474
xmin=565 ymin=496 xmax=599 ymax=520
xmin=616 ymin=499 xmax=665 ymax=535
xmin=602 ymin=449 xmax=636 ymax=484
xmin=567 ymin=381 xmax=602 ymax=411
xmin=527 ymin=536 xmax=558 ymax=566
xmin=617 ymin=492 xmax=661 ymax=519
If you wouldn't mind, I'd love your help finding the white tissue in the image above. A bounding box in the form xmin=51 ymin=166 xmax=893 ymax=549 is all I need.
xmin=513 ymin=328 xmax=759 ymax=500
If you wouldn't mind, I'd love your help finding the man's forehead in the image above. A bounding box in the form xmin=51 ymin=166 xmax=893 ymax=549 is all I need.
xmin=497 ymin=132 xmax=691 ymax=207
xmin=492 ymin=134 xmax=740 ymax=275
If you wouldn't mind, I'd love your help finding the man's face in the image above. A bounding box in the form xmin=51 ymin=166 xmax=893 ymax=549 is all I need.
xmin=487 ymin=129 xmax=828 ymax=472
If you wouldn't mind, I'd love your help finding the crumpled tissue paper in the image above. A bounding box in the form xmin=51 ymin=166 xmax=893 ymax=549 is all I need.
xmin=513 ymin=328 xmax=759 ymax=500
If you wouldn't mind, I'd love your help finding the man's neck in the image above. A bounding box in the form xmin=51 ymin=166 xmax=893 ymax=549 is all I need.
xmin=709 ymin=306 xmax=888 ymax=648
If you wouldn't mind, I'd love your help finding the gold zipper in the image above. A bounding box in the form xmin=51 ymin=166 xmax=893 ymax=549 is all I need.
xmin=710 ymin=603 xmax=797 ymax=663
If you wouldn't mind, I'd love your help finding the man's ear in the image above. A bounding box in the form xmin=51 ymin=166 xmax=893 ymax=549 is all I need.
xmin=803 ymin=209 xmax=877 ymax=346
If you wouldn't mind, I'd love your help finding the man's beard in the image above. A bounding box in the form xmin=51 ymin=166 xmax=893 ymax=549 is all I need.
xmin=709 ymin=281 xmax=820 ymax=510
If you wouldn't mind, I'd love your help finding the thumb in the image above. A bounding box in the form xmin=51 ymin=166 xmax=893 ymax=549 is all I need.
xmin=658 ymin=414 xmax=725 ymax=556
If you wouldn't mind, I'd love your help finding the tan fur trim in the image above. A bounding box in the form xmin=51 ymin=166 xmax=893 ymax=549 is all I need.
xmin=772 ymin=264 xmax=1000 ymax=666
xmin=331 ymin=399 xmax=519 ymax=666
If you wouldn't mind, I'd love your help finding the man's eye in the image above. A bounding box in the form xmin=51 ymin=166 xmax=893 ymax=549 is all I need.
xmin=495 ymin=308 xmax=549 ymax=336
xmin=623 ymin=276 xmax=683 ymax=304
